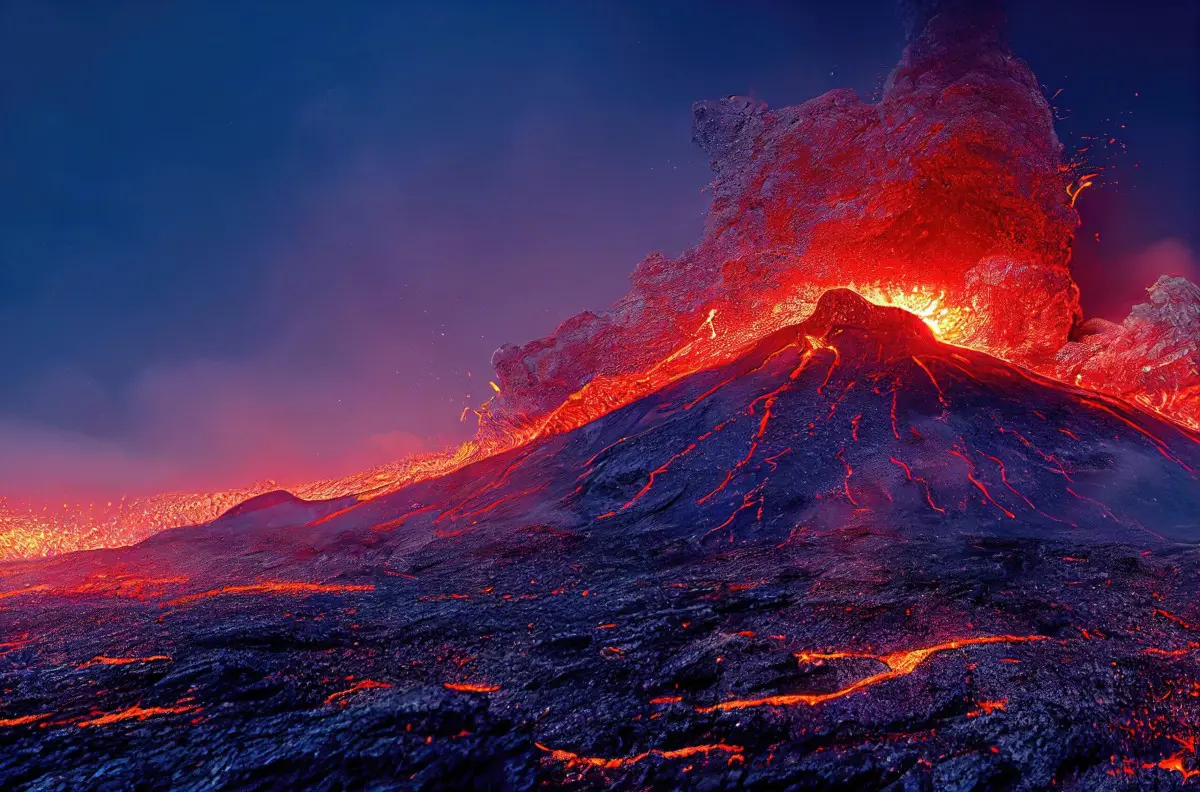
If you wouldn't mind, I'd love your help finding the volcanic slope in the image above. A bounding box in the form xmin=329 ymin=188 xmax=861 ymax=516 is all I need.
xmin=2 ymin=290 xmax=1200 ymax=790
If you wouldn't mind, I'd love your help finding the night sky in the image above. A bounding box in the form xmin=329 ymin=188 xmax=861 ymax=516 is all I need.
xmin=1 ymin=0 xmax=1196 ymax=500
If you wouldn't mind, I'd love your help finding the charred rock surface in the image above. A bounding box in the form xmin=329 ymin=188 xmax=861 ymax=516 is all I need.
xmin=2 ymin=293 xmax=1199 ymax=790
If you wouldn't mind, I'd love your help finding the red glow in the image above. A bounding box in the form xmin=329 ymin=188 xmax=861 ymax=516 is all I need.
xmin=77 ymin=704 xmax=200 ymax=728
xmin=443 ymin=682 xmax=501 ymax=693
xmin=324 ymin=679 xmax=392 ymax=706
xmin=697 ymin=635 xmax=1045 ymax=713
xmin=77 ymin=655 xmax=171 ymax=669
xmin=167 ymin=582 xmax=373 ymax=607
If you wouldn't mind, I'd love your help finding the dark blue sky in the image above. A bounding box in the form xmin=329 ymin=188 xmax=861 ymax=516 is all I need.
xmin=1 ymin=0 xmax=1196 ymax=498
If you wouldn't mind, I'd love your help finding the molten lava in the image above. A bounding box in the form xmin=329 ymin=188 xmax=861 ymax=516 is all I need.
xmin=536 ymin=742 xmax=745 ymax=770
xmin=696 ymin=635 xmax=1044 ymax=713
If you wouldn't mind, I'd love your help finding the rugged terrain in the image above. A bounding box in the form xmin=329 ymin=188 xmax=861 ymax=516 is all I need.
xmin=2 ymin=291 xmax=1198 ymax=790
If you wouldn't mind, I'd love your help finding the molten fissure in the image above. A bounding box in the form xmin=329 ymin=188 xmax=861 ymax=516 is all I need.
xmin=695 ymin=635 xmax=1045 ymax=713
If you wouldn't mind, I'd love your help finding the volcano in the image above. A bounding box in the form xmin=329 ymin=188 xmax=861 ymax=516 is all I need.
xmin=4 ymin=0 xmax=1200 ymax=789
xmin=2 ymin=290 xmax=1199 ymax=789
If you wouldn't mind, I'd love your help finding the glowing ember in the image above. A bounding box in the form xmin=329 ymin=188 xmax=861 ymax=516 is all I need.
xmin=77 ymin=655 xmax=172 ymax=669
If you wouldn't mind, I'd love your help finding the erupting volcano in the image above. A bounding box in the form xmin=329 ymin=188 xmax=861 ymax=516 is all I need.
xmin=2 ymin=0 xmax=1199 ymax=790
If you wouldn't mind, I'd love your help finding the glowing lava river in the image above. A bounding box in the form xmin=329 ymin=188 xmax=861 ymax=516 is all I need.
xmin=1 ymin=289 xmax=1199 ymax=789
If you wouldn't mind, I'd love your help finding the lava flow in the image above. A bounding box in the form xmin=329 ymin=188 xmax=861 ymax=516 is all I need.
xmin=2 ymin=0 xmax=1200 ymax=789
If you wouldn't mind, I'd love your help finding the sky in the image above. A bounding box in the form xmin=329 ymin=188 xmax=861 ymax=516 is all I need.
xmin=1 ymin=0 xmax=1196 ymax=500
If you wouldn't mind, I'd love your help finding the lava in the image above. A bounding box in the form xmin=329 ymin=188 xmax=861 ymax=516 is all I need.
xmin=536 ymin=742 xmax=745 ymax=770
xmin=77 ymin=704 xmax=200 ymax=728
xmin=324 ymin=680 xmax=393 ymax=706
xmin=443 ymin=683 xmax=501 ymax=693
xmin=166 ymin=582 xmax=374 ymax=607
xmin=77 ymin=655 xmax=171 ymax=669
xmin=948 ymin=449 xmax=1016 ymax=520
xmin=888 ymin=456 xmax=946 ymax=514
xmin=967 ymin=699 xmax=1008 ymax=718
xmin=697 ymin=636 xmax=1045 ymax=713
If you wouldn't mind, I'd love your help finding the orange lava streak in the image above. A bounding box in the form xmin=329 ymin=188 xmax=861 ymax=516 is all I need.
xmin=443 ymin=682 xmax=501 ymax=693
xmin=1067 ymin=173 xmax=1098 ymax=207
xmin=372 ymin=503 xmax=438 ymax=532
xmin=0 ymin=574 xmax=190 ymax=604
xmin=836 ymin=447 xmax=858 ymax=506
xmin=967 ymin=698 xmax=1008 ymax=717
xmin=78 ymin=655 xmax=171 ymax=669
xmin=702 ymin=480 xmax=767 ymax=542
xmin=889 ymin=456 xmax=946 ymax=514
xmin=911 ymin=356 xmax=948 ymax=406
xmin=536 ymin=741 xmax=745 ymax=769
xmin=166 ymin=582 xmax=373 ymax=607
xmin=889 ymin=386 xmax=903 ymax=440
xmin=1155 ymin=753 xmax=1200 ymax=784
xmin=324 ymin=679 xmax=392 ymax=705
xmin=1154 ymin=608 xmax=1200 ymax=631
xmin=619 ymin=443 xmax=697 ymax=511
xmin=0 ymin=584 xmax=51 ymax=600
xmin=697 ymin=635 xmax=1044 ymax=713
xmin=975 ymin=450 xmax=1069 ymax=527
xmin=0 ymin=714 xmax=48 ymax=727
xmin=77 ymin=704 xmax=200 ymax=727
xmin=948 ymin=449 xmax=1015 ymax=519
